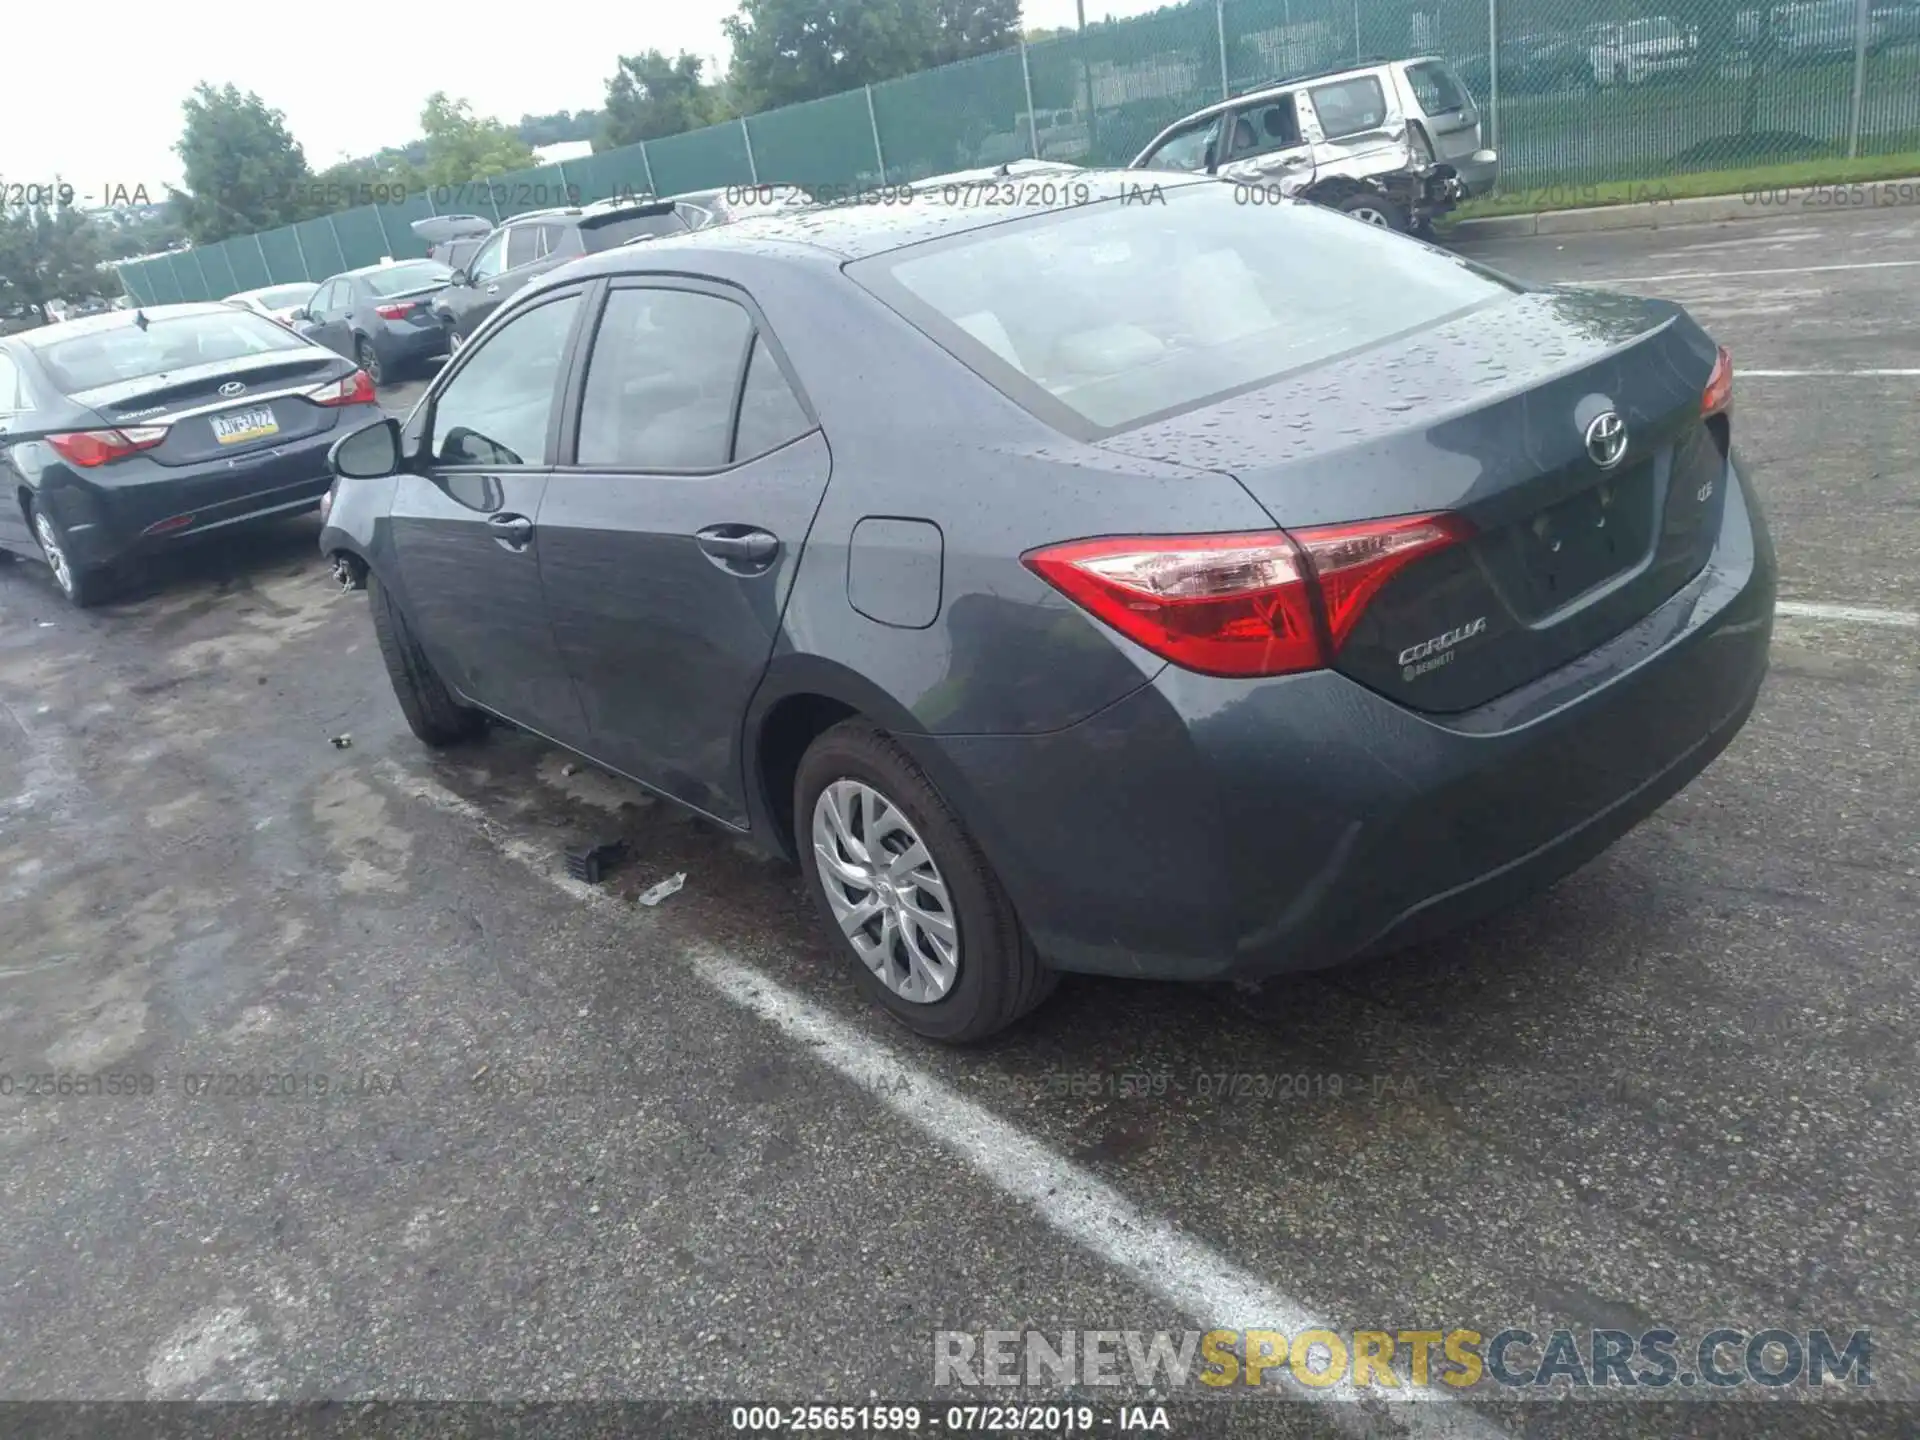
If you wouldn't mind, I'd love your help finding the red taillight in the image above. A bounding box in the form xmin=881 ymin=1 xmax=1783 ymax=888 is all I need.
xmin=308 ymin=370 xmax=377 ymax=407
xmin=1023 ymin=513 xmax=1472 ymax=679
xmin=45 ymin=426 xmax=168 ymax=468
xmin=1702 ymin=344 xmax=1733 ymax=417
xmin=373 ymin=301 xmax=416 ymax=320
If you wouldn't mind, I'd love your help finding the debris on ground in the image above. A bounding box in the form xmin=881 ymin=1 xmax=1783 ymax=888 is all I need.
xmin=329 ymin=734 xmax=352 ymax=749
xmin=565 ymin=839 xmax=629 ymax=885
xmin=636 ymin=872 xmax=687 ymax=907
xmin=561 ymin=763 xmax=579 ymax=776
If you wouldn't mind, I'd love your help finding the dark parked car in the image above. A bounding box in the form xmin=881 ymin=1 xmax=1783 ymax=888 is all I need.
xmin=294 ymin=259 xmax=455 ymax=386
xmin=432 ymin=199 xmax=693 ymax=352
xmin=664 ymin=184 xmax=816 ymax=230
xmin=0 ymin=303 xmax=379 ymax=606
xmin=319 ymin=173 xmax=1773 ymax=1043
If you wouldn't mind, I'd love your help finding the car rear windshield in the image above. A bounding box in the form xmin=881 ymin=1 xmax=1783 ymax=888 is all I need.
xmin=253 ymin=285 xmax=316 ymax=309
xmin=33 ymin=311 xmax=310 ymax=392
xmin=848 ymin=184 xmax=1517 ymax=433
xmin=363 ymin=261 xmax=453 ymax=296
xmin=579 ymin=210 xmax=691 ymax=251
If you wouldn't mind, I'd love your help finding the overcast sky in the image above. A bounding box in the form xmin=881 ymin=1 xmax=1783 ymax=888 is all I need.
xmin=2 ymin=0 xmax=1166 ymax=201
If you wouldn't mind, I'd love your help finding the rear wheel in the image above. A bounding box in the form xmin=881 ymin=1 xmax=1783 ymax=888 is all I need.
xmin=1331 ymin=190 xmax=1410 ymax=232
xmin=28 ymin=499 xmax=111 ymax=608
xmin=796 ymin=720 xmax=1056 ymax=1043
xmin=366 ymin=571 xmax=485 ymax=746
xmin=355 ymin=336 xmax=385 ymax=387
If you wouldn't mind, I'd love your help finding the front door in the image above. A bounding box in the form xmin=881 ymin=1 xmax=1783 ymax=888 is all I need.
xmin=304 ymin=280 xmax=353 ymax=360
xmin=535 ymin=281 xmax=830 ymax=826
xmin=387 ymin=286 xmax=591 ymax=744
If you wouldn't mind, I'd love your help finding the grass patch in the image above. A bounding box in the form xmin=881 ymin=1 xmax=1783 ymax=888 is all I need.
xmin=1455 ymin=149 xmax=1920 ymax=218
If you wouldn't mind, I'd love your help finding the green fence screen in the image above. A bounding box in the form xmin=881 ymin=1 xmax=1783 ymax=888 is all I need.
xmin=117 ymin=0 xmax=1920 ymax=304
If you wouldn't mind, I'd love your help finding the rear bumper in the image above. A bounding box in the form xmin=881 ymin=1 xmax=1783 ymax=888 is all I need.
xmin=374 ymin=324 xmax=450 ymax=370
xmin=46 ymin=402 xmax=381 ymax=568
xmin=1452 ymin=148 xmax=1500 ymax=197
xmin=919 ymin=459 xmax=1775 ymax=983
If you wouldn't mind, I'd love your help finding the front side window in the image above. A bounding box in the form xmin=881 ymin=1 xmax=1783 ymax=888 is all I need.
xmin=430 ymin=293 xmax=580 ymax=467
xmin=851 ymin=182 xmax=1514 ymax=434
xmin=1308 ymin=76 xmax=1389 ymax=138
xmin=1139 ymin=115 xmax=1223 ymax=172
xmin=575 ymin=288 xmax=752 ymax=470
xmin=467 ymin=232 xmax=508 ymax=282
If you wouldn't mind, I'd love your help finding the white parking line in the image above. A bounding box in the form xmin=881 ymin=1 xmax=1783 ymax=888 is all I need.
xmin=1742 ymin=369 xmax=1920 ymax=378
xmin=1776 ymin=601 xmax=1920 ymax=628
xmin=1586 ymin=258 xmax=1920 ymax=286
xmin=382 ymin=762 xmax=1503 ymax=1436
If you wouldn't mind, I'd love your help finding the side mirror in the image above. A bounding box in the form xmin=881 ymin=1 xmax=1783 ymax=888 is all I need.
xmin=449 ymin=269 xmax=470 ymax=287
xmin=289 ymin=309 xmax=310 ymax=322
xmin=330 ymin=417 xmax=403 ymax=480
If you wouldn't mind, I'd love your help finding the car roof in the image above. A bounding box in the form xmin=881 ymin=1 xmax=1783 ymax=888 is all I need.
xmin=10 ymin=302 xmax=239 ymax=347
xmin=565 ymin=169 xmax=1208 ymax=270
xmin=1179 ymin=54 xmax=1444 ymax=117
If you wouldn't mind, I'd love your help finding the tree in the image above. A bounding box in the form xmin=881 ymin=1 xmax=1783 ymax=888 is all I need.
xmin=600 ymin=51 xmax=721 ymax=149
xmin=724 ymin=0 xmax=1021 ymax=112
xmin=397 ymin=93 xmax=539 ymax=189
xmin=0 ymin=197 xmax=112 ymax=324
xmin=173 ymin=83 xmax=315 ymax=244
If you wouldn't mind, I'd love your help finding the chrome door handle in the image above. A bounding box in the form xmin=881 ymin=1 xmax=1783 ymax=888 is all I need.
xmin=485 ymin=284 xmax=500 ymax=295
xmin=488 ymin=512 xmax=533 ymax=549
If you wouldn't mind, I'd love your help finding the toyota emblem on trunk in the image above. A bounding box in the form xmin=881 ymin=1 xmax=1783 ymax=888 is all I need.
xmin=219 ymin=381 xmax=246 ymax=397
xmin=1585 ymin=411 xmax=1627 ymax=469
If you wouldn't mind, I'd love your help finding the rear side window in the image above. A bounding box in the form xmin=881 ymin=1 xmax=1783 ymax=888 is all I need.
xmin=576 ymin=289 xmax=752 ymax=469
xmin=32 ymin=310 xmax=308 ymax=392
xmin=733 ymin=337 xmax=812 ymax=461
xmin=1406 ymin=61 xmax=1471 ymax=113
xmin=504 ymin=226 xmax=543 ymax=269
xmin=850 ymin=183 xmax=1513 ymax=434
xmin=1308 ymin=76 xmax=1388 ymax=138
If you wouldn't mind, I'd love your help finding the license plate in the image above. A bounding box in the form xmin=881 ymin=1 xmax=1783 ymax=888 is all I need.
xmin=212 ymin=406 xmax=278 ymax=445
xmin=1521 ymin=466 xmax=1653 ymax=607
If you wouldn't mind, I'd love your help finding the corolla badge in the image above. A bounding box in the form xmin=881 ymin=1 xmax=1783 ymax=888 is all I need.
xmin=1585 ymin=410 xmax=1627 ymax=469
xmin=1400 ymin=616 xmax=1487 ymax=680
xmin=219 ymin=380 xmax=247 ymax=397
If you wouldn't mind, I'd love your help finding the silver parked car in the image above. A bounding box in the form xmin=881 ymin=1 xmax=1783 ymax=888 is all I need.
xmin=224 ymin=282 xmax=320 ymax=329
xmin=1129 ymin=57 xmax=1498 ymax=234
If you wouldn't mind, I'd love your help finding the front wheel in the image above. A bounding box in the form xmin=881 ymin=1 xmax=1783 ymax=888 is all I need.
xmin=1330 ymin=190 xmax=1410 ymax=232
xmin=366 ymin=571 xmax=485 ymax=746
xmin=796 ymin=721 xmax=1056 ymax=1043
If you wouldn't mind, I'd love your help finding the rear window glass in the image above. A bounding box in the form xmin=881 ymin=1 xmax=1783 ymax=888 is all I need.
xmin=1406 ymin=61 xmax=1471 ymax=113
xmin=249 ymin=285 xmax=316 ymax=310
xmin=849 ymin=184 xmax=1514 ymax=433
xmin=1309 ymin=76 xmax=1388 ymax=138
xmin=34 ymin=311 xmax=309 ymax=392
xmin=363 ymin=261 xmax=452 ymax=296
xmin=581 ymin=210 xmax=691 ymax=251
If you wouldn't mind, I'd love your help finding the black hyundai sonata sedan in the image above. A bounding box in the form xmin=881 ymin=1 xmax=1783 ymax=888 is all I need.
xmin=320 ymin=173 xmax=1774 ymax=1043
xmin=1 ymin=303 xmax=381 ymax=606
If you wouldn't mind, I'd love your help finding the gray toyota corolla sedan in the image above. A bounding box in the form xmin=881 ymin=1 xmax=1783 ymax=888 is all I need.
xmin=319 ymin=172 xmax=1774 ymax=1043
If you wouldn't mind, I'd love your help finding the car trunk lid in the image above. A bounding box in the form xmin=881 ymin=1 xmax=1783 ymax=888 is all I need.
xmin=71 ymin=350 xmax=352 ymax=468
xmin=1093 ymin=288 xmax=1729 ymax=713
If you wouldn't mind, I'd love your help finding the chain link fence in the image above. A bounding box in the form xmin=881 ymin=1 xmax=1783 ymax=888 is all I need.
xmin=116 ymin=0 xmax=1920 ymax=304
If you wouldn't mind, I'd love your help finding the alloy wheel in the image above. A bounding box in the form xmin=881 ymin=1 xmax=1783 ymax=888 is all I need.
xmin=33 ymin=511 xmax=73 ymax=596
xmin=811 ymin=778 xmax=959 ymax=1004
xmin=1350 ymin=205 xmax=1393 ymax=227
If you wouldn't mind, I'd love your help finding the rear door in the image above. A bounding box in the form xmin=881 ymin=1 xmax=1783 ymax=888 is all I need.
xmin=535 ymin=280 xmax=829 ymax=826
xmin=305 ymin=280 xmax=352 ymax=358
xmin=1215 ymin=94 xmax=1317 ymax=190
xmin=387 ymin=286 xmax=592 ymax=742
xmin=1402 ymin=60 xmax=1482 ymax=163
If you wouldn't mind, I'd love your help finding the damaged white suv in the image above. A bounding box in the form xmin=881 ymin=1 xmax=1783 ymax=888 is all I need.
xmin=1129 ymin=57 xmax=1499 ymax=234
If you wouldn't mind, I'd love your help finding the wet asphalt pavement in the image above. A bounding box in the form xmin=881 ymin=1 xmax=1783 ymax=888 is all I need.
xmin=0 ymin=206 xmax=1916 ymax=1438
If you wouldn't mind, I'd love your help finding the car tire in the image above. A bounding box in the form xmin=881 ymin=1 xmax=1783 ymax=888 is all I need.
xmin=795 ymin=720 xmax=1056 ymax=1044
xmin=27 ymin=498 xmax=111 ymax=608
xmin=1331 ymin=191 xmax=1410 ymax=232
xmin=355 ymin=337 xmax=385 ymax=387
xmin=366 ymin=570 xmax=486 ymax=747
